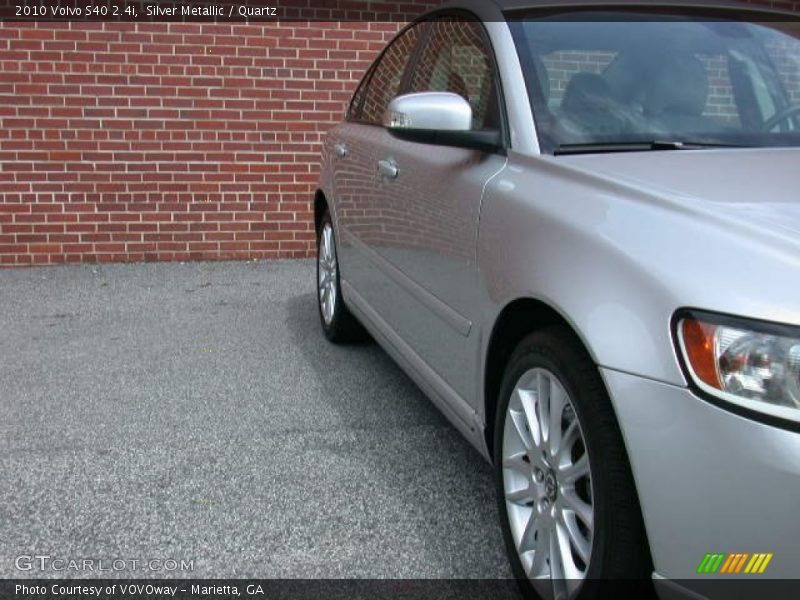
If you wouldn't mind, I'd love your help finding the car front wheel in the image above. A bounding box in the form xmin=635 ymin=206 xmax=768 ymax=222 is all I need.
xmin=494 ymin=327 xmax=652 ymax=599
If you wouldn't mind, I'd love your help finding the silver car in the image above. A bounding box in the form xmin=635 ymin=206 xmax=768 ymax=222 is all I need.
xmin=314 ymin=1 xmax=800 ymax=598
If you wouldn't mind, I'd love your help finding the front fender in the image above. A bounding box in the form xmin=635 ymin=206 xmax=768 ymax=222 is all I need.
xmin=477 ymin=153 xmax=689 ymax=389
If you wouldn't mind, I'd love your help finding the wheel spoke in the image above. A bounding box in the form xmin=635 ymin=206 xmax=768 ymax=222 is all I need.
xmin=519 ymin=388 xmax=544 ymax=450
xmin=518 ymin=512 xmax=540 ymax=553
xmin=559 ymin=510 xmax=591 ymax=566
xmin=328 ymin=227 xmax=336 ymax=258
xmin=555 ymin=519 xmax=584 ymax=580
xmin=536 ymin=372 xmax=551 ymax=448
xmin=556 ymin=420 xmax=579 ymax=466
xmin=549 ymin=527 xmax=568 ymax=600
xmin=560 ymin=453 xmax=589 ymax=485
xmin=506 ymin=482 xmax=536 ymax=506
xmin=560 ymin=488 xmax=593 ymax=530
xmin=327 ymin=287 xmax=336 ymax=319
xmin=547 ymin=379 xmax=568 ymax=458
xmin=509 ymin=404 xmax=534 ymax=451
xmin=503 ymin=451 xmax=531 ymax=476
xmin=323 ymin=226 xmax=333 ymax=261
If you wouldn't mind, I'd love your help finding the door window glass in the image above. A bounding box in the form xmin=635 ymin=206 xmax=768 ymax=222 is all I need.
xmin=356 ymin=23 xmax=426 ymax=124
xmin=409 ymin=19 xmax=499 ymax=130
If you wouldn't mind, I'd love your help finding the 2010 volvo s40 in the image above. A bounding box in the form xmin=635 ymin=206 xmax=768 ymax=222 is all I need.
xmin=313 ymin=1 xmax=800 ymax=598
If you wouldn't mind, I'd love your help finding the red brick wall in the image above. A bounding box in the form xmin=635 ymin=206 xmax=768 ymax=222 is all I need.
xmin=0 ymin=21 xmax=404 ymax=265
xmin=0 ymin=1 xmax=798 ymax=266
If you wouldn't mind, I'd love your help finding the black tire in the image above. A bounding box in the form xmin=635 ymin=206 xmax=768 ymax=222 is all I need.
xmin=493 ymin=326 xmax=653 ymax=599
xmin=316 ymin=209 xmax=366 ymax=344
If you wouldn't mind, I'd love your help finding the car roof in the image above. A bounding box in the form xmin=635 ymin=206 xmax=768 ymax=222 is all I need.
xmin=441 ymin=0 xmax=798 ymax=19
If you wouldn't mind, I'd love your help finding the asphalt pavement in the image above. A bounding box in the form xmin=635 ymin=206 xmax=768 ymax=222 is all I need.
xmin=0 ymin=260 xmax=511 ymax=579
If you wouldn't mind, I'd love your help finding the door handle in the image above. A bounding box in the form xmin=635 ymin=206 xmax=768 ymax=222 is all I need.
xmin=377 ymin=159 xmax=398 ymax=179
xmin=334 ymin=143 xmax=348 ymax=158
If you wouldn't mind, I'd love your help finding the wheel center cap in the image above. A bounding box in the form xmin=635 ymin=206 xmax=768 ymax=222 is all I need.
xmin=544 ymin=470 xmax=558 ymax=501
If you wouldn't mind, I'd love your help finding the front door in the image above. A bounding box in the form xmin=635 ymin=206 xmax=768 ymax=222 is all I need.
xmin=330 ymin=21 xmax=428 ymax=314
xmin=371 ymin=17 xmax=507 ymax=408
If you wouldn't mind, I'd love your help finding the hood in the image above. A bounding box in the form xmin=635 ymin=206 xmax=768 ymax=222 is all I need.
xmin=560 ymin=147 xmax=800 ymax=239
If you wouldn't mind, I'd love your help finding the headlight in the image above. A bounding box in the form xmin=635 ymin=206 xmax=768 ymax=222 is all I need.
xmin=676 ymin=310 xmax=800 ymax=424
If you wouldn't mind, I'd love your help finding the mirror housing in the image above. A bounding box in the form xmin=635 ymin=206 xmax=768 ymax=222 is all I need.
xmin=383 ymin=92 xmax=502 ymax=153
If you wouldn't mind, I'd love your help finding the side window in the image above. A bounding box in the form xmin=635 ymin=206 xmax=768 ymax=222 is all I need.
xmin=347 ymin=65 xmax=374 ymax=122
xmin=409 ymin=18 xmax=499 ymax=130
xmin=355 ymin=23 xmax=426 ymax=125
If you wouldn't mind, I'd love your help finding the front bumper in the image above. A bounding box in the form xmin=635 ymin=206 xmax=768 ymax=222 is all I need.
xmin=601 ymin=368 xmax=800 ymax=585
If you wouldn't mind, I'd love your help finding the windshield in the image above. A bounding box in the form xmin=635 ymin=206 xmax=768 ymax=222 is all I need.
xmin=508 ymin=11 xmax=800 ymax=153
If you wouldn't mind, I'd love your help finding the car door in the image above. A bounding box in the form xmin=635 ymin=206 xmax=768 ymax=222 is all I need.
xmin=370 ymin=17 xmax=508 ymax=408
xmin=329 ymin=22 xmax=428 ymax=310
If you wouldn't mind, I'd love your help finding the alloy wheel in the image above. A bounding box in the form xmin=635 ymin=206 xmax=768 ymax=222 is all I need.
xmin=318 ymin=222 xmax=338 ymax=326
xmin=502 ymin=367 xmax=595 ymax=600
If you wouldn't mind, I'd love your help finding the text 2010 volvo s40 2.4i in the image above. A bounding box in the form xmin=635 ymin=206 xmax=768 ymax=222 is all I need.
xmin=313 ymin=1 xmax=800 ymax=598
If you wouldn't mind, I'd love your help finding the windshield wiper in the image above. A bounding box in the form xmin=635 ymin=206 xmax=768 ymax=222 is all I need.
xmin=554 ymin=140 xmax=746 ymax=155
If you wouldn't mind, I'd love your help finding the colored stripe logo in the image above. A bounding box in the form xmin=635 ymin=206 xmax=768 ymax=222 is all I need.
xmin=697 ymin=553 xmax=773 ymax=574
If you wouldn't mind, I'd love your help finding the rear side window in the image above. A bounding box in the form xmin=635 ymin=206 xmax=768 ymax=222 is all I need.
xmin=350 ymin=23 xmax=427 ymax=125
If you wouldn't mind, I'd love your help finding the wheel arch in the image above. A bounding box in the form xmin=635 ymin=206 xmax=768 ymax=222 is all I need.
xmin=487 ymin=297 xmax=655 ymax=583
xmin=314 ymin=188 xmax=328 ymax=236
xmin=483 ymin=297 xmax=599 ymax=463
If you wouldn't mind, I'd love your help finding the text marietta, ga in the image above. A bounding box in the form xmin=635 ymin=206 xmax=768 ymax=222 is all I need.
xmin=146 ymin=5 xmax=278 ymax=16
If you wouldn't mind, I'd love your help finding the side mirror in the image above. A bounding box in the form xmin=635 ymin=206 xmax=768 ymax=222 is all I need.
xmin=382 ymin=92 xmax=502 ymax=153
